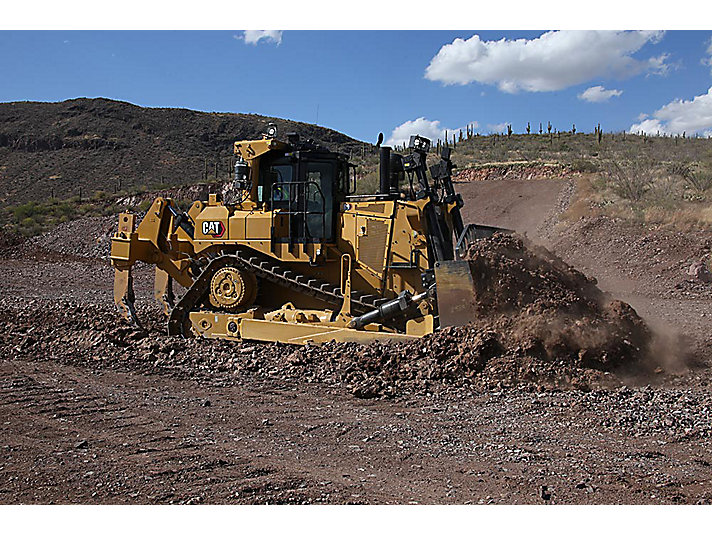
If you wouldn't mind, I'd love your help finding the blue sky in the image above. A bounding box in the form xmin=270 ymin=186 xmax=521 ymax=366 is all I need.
xmin=1 ymin=30 xmax=712 ymax=143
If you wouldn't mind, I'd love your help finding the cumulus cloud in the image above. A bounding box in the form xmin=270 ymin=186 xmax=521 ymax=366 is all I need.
xmin=629 ymin=87 xmax=712 ymax=136
xmin=386 ymin=117 xmax=477 ymax=147
xmin=578 ymin=85 xmax=623 ymax=103
xmin=235 ymin=30 xmax=282 ymax=46
xmin=425 ymin=30 xmax=668 ymax=93
xmin=487 ymin=122 xmax=510 ymax=134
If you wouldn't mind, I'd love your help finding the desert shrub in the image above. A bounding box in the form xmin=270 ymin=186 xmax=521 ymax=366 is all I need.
xmin=602 ymin=158 xmax=658 ymax=201
xmin=92 ymin=189 xmax=109 ymax=201
xmin=355 ymin=171 xmax=379 ymax=195
xmin=647 ymin=174 xmax=685 ymax=206
xmin=571 ymin=159 xmax=599 ymax=173
xmin=12 ymin=202 xmax=38 ymax=221
xmin=683 ymin=169 xmax=712 ymax=194
xmin=668 ymin=161 xmax=693 ymax=179
xmin=667 ymin=160 xmax=712 ymax=193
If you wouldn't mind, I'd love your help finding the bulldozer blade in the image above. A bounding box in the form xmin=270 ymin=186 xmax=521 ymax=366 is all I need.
xmin=435 ymin=260 xmax=477 ymax=327
xmin=154 ymin=267 xmax=175 ymax=316
xmin=114 ymin=267 xmax=142 ymax=328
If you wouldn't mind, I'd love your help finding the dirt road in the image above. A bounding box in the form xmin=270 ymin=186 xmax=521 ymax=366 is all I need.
xmin=2 ymin=178 xmax=712 ymax=504
xmin=457 ymin=178 xmax=570 ymax=239
xmin=3 ymin=358 xmax=711 ymax=504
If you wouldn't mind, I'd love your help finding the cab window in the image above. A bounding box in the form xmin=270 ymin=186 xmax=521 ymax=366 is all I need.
xmin=271 ymin=163 xmax=293 ymax=201
xmin=305 ymin=161 xmax=334 ymax=240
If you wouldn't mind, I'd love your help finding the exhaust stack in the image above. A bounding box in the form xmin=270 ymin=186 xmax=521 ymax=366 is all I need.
xmin=379 ymin=146 xmax=391 ymax=195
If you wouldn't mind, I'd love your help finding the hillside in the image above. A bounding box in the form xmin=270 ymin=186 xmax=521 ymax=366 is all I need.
xmin=0 ymin=98 xmax=370 ymax=206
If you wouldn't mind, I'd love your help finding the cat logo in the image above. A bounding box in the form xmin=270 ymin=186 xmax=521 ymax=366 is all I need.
xmin=202 ymin=220 xmax=225 ymax=238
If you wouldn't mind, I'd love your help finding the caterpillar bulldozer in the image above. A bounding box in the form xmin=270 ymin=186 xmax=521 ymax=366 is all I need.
xmin=110 ymin=127 xmax=501 ymax=345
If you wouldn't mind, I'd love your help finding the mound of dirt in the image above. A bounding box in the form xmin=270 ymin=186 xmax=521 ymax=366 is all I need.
xmin=462 ymin=233 xmax=652 ymax=371
xmin=27 ymin=215 xmax=116 ymax=259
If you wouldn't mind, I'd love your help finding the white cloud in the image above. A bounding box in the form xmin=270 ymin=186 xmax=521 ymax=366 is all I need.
xmin=487 ymin=122 xmax=510 ymax=134
xmin=235 ymin=30 xmax=282 ymax=46
xmin=703 ymin=38 xmax=712 ymax=73
xmin=425 ymin=30 xmax=667 ymax=93
xmin=646 ymin=54 xmax=672 ymax=76
xmin=578 ymin=85 xmax=623 ymax=103
xmin=386 ymin=117 xmax=478 ymax=147
xmin=629 ymin=87 xmax=712 ymax=136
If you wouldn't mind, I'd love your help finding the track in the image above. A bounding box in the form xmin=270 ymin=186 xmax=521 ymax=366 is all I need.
xmin=168 ymin=248 xmax=390 ymax=336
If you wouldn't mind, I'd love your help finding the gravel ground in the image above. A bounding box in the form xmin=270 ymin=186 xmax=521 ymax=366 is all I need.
xmin=1 ymin=179 xmax=711 ymax=504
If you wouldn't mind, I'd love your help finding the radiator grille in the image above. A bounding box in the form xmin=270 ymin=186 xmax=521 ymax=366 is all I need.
xmin=358 ymin=219 xmax=389 ymax=274
xmin=356 ymin=204 xmax=387 ymax=214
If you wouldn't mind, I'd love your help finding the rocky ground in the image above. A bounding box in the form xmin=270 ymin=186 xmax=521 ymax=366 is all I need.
xmin=1 ymin=178 xmax=712 ymax=504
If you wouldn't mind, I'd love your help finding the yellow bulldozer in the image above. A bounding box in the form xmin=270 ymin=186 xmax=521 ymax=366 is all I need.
xmin=110 ymin=127 xmax=500 ymax=345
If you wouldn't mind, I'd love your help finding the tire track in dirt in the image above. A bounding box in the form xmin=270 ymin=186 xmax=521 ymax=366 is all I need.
xmin=0 ymin=360 xmax=350 ymax=504
xmin=3 ymin=358 xmax=711 ymax=504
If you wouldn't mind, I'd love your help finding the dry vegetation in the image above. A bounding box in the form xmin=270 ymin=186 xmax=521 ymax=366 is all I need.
xmin=444 ymin=131 xmax=712 ymax=230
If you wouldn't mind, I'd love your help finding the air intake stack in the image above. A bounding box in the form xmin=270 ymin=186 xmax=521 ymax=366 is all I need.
xmin=379 ymin=146 xmax=392 ymax=195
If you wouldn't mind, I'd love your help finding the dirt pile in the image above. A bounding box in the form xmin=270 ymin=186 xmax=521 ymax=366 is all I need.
xmin=27 ymin=215 xmax=116 ymax=259
xmin=462 ymin=233 xmax=652 ymax=371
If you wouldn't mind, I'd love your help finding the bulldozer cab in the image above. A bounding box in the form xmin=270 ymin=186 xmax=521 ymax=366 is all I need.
xmin=259 ymin=144 xmax=350 ymax=243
